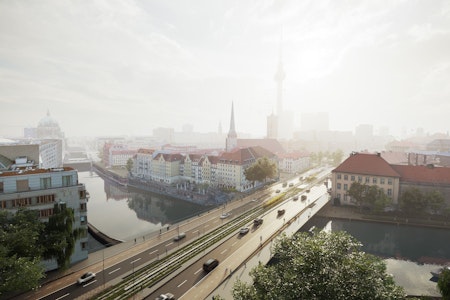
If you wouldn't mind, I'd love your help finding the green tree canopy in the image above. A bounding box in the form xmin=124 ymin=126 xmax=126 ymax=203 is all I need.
xmin=347 ymin=181 xmax=366 ymax=207
xmin=438 ymin=267 xmax=450 ymax=300
xmin=399 ymin=187 xmax=426 ymax=214
xmin=426 ymin=190 xmax=445 ymax=214
xmin=0 ymin=209 xmax=45 ymax=296
xmin=126 ymin=158 xmax=134 ymax=173
xmin=244 ymin=157 xmax=277 ymax=184
xmin=42 ymin=203 xmax=84 ymax=270
xmin=232 ymin=231 xmax=406 ymax=300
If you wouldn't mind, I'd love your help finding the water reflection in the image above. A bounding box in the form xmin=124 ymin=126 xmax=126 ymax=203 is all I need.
xmin=79 ymin=171 xmax=212 ymax=241
xmin=303 ymin=217 xmax=450 ymax=264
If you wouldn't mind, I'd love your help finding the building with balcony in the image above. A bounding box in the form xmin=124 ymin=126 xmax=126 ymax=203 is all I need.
xmin=0 ymin=158 xmax=89 ymax=271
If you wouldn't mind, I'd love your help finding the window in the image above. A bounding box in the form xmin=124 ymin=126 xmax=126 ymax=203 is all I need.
xmin=365 ymin=177 xmax=370 ymax=183
xmin=337 ymin=183 xmax=341 ymax=190
xmin=344 ymin=184 xmax=348 ymax=191
xmin=16 ymin=179 xmax=29 ymax=192
xmin=0 ymin=182 xmax=3 ymax=193
xmin=358 ymin=176 xmax=362 ymax=183
xmin=80 ymin=203 xmax=87 ymax=212
xmin=344 ymin=175 xmax=348 ymax=180
xmin=40 ymin=177 xmax=51 ymax=189
xmin=337 ymin=193 xmax=341 ymax=199
xmin=337 ymin=174 xmax=341 ymax=180
xmin=62 ymin=175 xmax=72 ymax=187
xmin=81 ymin=242 xmax=88 ymax=250
xmin=373 ymin=177 xmax=377 ymax=184
xmin=351 ymin=175 xmax=355 ymax=181
xmin=388 ymin=178 xmax=393 ymax=185
xmin=380 ymin=178 xmax=385 ymax=184
xmin=80 ymin=216 xmax=87 ymax=225
xmin=387 ymin=189 xmax=392 ymax=196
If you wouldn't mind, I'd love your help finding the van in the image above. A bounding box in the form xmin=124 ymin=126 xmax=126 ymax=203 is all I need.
xmin=254 ymin=218 xmax=263 ymax=226
xmin=203 ymin=258 xmax=219 ymax=272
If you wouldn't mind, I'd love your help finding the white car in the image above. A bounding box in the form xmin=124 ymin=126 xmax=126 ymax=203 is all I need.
xmin=156 ymin=293 xmax=175 ymax=300
xmin=77 ymin=272 xmax=96 ymax=285
xmin=220 ymin=212 xmax=231 ymax=219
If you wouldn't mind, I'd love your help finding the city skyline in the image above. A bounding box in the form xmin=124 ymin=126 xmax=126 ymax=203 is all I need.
xmin=1 ymin=1 xmax=449 ymax=139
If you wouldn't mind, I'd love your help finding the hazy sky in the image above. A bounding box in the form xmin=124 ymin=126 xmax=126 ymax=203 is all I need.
xmin=1 ymin=0 xmax=449 ymax=138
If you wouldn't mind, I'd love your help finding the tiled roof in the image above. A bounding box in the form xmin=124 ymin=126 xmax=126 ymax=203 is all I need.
xmin=154 ymin=153 xmax=183 ymax=162
xmin=237 ymin=139 xmax=285 ymax=154
xmin=219 ymin=146 xmax=275 ymax=165
xmin=137 ymin=148 xmax=155 ymax=154
xmin=392 ymin=164 xmax=450 ymax=185
xmin=333 ymin=152 xmax=400 ymax=177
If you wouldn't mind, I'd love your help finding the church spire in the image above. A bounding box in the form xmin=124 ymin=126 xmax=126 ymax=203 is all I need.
xmin=226 ymin=102 xmax=238 ymax=151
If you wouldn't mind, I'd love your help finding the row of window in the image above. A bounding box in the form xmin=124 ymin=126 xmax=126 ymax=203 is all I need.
xmin=336 ymin=174 xmax=393 ymax=185
xmin=335 ymin=185 xmax=393 ymax=196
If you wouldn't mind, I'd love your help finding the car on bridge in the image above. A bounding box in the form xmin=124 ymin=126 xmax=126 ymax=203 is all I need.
xmin=220 ymin=212 xmax=231 ymax=219
xmin=239 ymin=227 xmax=250 ymax=235
xmin=277 ymin=209 xmax=285 ymax=216
xmin=156 ymin=292 xmax=175 ymax=300
xmin=173 ymin=232 xmax=186 ymax=241
xmin=253 ymin=218 xmax=263 ymax=226
xmin=77 ymin=272 xmax=96 ymax=285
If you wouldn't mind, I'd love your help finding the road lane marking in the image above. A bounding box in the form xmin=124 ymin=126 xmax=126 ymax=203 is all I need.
xmin=130 ymin=258 xmax=141 ymax=264
xmin=109 ymin=268 xmax=120 ymax=275
xmin=55 ymin=293 xmax=70 ymax=300
xmin=220 ymin=249 xmax=228 ymax=255
xmin=177 ymin=279 xmax=187 ymax=288
xmin=83 ymin=280 xmax=97 ymax=287
xmin=192 ymin=230 xmax=199 ymax=234
xmin=232 ymin=241 xmax=238 ymax=247
xmin=166 ymin=242 xmax=173 ymax=247
xmin=148 ymin=249 xmax=158 ymax=255
xmin=194 ymin=268 xmax=202 ymax=275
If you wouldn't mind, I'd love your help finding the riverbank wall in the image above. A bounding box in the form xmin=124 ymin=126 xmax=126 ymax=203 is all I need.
xmin=316 ymin=202 xmax=450 ymax=231
xmin=88 ymin=222 xmax=122 ymax=246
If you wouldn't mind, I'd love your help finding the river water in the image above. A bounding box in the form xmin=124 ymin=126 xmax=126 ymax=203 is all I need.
xmin=80 ymin=171 xmax=211 ymax=242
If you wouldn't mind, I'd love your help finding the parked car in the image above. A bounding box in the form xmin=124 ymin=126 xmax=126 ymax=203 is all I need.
xmin=293 ymin=196 xmax=299 ymax=201
xmin=239 ymin=227 xmax=249 ymax=235
xmin=289 ymin=183 xmax=294 ymax=187
xmin=282 ymin=182 xmax=287 ymax=187
xmin=301 ymin=195 xmax=307 ymax=201
xmin=173 ymin=232 xmax=186 ymax=241
xmin=156 ymin=293 xmax=175 ymax=300
xmin=275 ymin=189 xmax=281 ymax=193
xmin=277 ymin=209 xmax=285 ymax=216
xmin=253 ymin=218 xmax=263 ymax=226
xmin=77 ymin=272 xmax=96 ymax=285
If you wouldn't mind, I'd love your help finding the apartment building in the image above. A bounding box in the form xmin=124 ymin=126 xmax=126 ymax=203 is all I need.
xmin=331 ymin=152 xmax=401 ymax=205
xmin=0 ymin=158 xmax=89 ymax=271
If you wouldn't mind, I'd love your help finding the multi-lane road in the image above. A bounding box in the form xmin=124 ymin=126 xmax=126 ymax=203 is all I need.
xmin=25 ymin=169 xmax=331 ymax=300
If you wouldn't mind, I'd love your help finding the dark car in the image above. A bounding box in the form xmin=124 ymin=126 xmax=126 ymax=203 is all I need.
xmin=203 ymin=258 xmax=219 ymax=272
xmin=277 ymin=209 xmax=285 ymax=216
xmin=254 ymin=218 xmax=263 ymax=226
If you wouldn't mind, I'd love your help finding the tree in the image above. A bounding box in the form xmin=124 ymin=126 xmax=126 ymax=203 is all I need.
xmin=426 ymin=190 xmax=445 ymax=214
xmin=399 ymin=187 xmax=426 ymax=214
xmin=365 ymin=185 xmax=391 ymax=212
xmin=244 ymin=157 xmax=277 ymax=185
xmin=232 ymin=231 xmax=406 ymax=300
xmin=347 ymin=182 xmax=366 ymax=208
xmin=126 ymin=158 xmax=134 ymax=173
xmin=0 ymin=209 xmax=45 ymax=296
xmin=42 ymin=203 xmax=84 ymax=270
xmin=331 ymin=149 xmax=344 ymax=166
xmin=438 ymin=268 xmax=450 ymax=300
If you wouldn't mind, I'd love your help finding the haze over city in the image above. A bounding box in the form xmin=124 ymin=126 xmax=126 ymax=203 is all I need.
xmin=1 ymin=0 xmax=449 ymax=138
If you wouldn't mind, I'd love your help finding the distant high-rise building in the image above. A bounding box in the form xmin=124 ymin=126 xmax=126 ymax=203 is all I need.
xmin=226 ymin=102 xmax=238 ymax=152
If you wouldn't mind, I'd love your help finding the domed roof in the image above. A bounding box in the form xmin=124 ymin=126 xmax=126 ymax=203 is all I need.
xmin=38 ymin=110 xmax=60 ymax=128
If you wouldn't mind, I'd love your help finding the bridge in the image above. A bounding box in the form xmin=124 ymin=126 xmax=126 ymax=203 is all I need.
xmin=182 ymin=184 xmax=330 ymax=299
